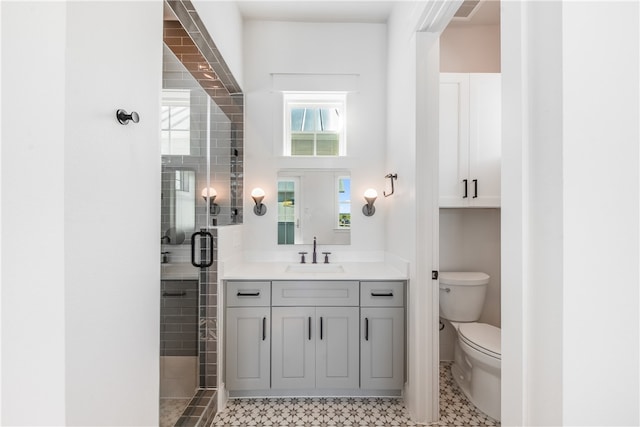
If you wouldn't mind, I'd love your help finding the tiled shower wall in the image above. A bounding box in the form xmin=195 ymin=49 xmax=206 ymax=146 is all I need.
xmin=161 ymin=44 xmax=241 ymax=231
xmin=199 ymin=228 xmax=218 ymax=388
xmin=160 ymin=280 xmax=199 ymax=356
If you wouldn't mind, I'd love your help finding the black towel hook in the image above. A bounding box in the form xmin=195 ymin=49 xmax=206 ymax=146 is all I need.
xmin=383 ymin=173 xmax=398 ymax=197
xmin=116 ymin=109 xmax=140 ymax=125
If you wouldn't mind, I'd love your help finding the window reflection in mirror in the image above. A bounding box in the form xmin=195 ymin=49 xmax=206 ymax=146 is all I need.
xmin=161 ymin=89 xmax=191 ymax=155
xmin=161 ymin=168 xmax=195 ymax=245
xmin=277 ymin=170 xmax=351 ymax=245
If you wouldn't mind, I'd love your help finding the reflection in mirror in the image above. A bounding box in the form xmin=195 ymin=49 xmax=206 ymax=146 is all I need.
xmin=277 ymin=170 xmax=351 ymax=245
xmin=161 ymin=168 xmax=195 ymax=244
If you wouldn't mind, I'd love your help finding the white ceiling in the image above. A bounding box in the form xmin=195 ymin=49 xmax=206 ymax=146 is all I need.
xmin=235 ymin=0 xmax=499 ymax=25
xmin=236 ymin=1 xmax=395 ymax=23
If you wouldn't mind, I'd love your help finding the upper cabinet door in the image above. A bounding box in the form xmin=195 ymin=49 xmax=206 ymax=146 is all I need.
xmin=469 ymin=74 xmax=501 ymax=207
xmin=439 ymin=74 xmax=470 ymax=208
xmin=440 ymin=73 xmax=501 ymax=208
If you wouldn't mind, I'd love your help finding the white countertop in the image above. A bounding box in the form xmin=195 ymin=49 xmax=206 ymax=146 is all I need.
xmin=221 ymin=261 xmax=408 ymax=281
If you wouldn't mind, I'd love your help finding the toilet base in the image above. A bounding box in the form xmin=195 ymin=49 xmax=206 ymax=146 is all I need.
xmin=451 ymin=362 xmax=500 ymax=422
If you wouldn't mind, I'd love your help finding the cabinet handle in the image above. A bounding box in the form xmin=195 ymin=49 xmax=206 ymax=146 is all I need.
xmin=473 ymin=179 xmax=478 ymax=198
xmin=463 ymin=179 xmax=468 ymax=198
xmin=371 ymin=292 xmax=393 ymax=297
xmin=262 ymin=317 xmax=266 ymax=341
xmin=162 ymin=291 xmax=186 ymax=297
xmin=320 ymin=317 xmax=323 ymax=340
xmin=308 ymin=317 xmax=312 ymax=340
xmin=365 ymin=318 xmax=369 ymax=341
xmin=237 ymin=291 xmax=260 ymax=297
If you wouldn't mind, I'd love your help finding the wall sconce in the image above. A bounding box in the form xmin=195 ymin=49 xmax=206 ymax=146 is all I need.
xmin=251 ymin=188 xmax=267 ymax=216
xmin=362 ymin=188 xmax=377 ymax=216
xmin=201 ymin=187 xmax=220 ymax=215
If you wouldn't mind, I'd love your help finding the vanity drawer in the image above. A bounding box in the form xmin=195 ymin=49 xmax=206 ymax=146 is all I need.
xmin=360 ymin=281 xmax=405 ymax=307
xmin=272 ymin=281 xmax=359 ymax=306
xmin=226 ymin=281 xmax=271 ymax=307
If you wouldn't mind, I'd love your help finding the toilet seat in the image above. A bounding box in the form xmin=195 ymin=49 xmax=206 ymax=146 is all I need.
xmin=458 ymin=323 xmax=501 ymax=360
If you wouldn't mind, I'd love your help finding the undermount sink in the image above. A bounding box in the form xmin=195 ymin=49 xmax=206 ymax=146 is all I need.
xmin=285 ymin=263 xmax=345 ymax=273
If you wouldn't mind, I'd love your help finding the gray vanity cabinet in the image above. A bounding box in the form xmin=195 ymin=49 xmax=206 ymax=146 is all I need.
xmin=360 ymin=281 xmax=405 ymax=390
xmin=225 ymin=282 xmax=271 ymax=391
xmin=225 ymin=279 xmax=405 ymax=395
xmin=271 ymin=281 xmax=360 ymax=390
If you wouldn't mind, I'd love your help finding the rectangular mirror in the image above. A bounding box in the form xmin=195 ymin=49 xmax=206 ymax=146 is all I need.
xmin=277 ymin=169 xmax=351 ymax=245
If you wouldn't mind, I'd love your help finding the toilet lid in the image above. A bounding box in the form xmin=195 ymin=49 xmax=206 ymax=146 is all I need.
xmin=458 ymin=323 xmax=501 ymax=358
xmin=440 ymin=272 xmax=490 ymax=286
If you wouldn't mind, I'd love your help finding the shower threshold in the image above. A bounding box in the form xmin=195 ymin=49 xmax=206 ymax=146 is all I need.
xmin=174 ymin=388 xmax=217 ymax=427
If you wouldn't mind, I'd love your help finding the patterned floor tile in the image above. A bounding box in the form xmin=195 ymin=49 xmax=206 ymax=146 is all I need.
xmin=210 ymin=363 xmax=499 ymax=427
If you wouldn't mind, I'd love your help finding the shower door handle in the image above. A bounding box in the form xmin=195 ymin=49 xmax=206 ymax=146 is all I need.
xmin=191 ymin=230 xmax=214 ymax=268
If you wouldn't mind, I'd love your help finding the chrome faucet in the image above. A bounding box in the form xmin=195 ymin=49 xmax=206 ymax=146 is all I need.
xmin=312 ymin=236 xmax=317 ymax=264
xmin=161 ymin=235 xmax=170 ymax=244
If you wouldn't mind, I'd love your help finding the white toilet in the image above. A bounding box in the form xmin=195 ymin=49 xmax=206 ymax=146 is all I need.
xmin=439 ymin=271 xmax=501 ymax=421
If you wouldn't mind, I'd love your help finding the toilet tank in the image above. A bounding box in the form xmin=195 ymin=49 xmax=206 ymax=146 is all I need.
xmin=439 ymin=272 xmax=490 ymax=322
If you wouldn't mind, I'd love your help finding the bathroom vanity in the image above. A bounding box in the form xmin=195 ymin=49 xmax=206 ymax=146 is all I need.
xmin=222 ymin=263 xmax=407 ymax=397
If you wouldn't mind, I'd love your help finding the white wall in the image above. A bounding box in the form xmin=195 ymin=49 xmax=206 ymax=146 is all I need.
xmin=502 ymin=1 xmax=639 ymax=425
xmin=440 ymin=25 xmax=500 ymax=73
xmin=439 ymin=208 xmax=501 ymax=360
xmin=1 ymin=2 xmax=67 ymax=424
xmin=2 ymin=2 xmax=162 ymax=425
xmin=242 ymin=20 xmax=387 ymax=261
xmin=192 ymin=0 xmax=244 ymax=89
xmin=387 ymin=1 xmax=448 ymax=423
xmin=561 ymin=1 xmax=638 ymax=424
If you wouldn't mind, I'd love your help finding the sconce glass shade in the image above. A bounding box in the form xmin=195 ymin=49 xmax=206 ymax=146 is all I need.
xmin=362 ymin=188 xmax=377 ymax=216
xmin=251 ymin=187 xmax=267 ymax=216
xmin=201 ymin=187 xmax=220 ymax=215
xmin=201 ymin=187 xmax=217 ymax=200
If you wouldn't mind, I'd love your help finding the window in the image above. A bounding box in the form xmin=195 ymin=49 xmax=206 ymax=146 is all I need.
xmin=284 ymin=93 xmax=346 ymax=156
xmin=161 ymin=89 xmax=191 ymax=155
xmin=337 ymin=176 xmax=351 ymax=229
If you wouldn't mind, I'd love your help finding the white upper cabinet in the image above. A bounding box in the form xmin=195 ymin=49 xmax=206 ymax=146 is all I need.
xmin=440 ymin=73 xmax=501 ymax=207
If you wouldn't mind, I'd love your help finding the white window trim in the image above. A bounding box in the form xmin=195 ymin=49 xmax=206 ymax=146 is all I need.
xmin=283 ymin=92 xmax=347 ymax=156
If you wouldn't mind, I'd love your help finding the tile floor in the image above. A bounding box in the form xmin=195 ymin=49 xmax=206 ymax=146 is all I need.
xmin=160 ymin=398 xmax=190 ymax=427
xmin=210 ymin=362 xmax=499 ymax=426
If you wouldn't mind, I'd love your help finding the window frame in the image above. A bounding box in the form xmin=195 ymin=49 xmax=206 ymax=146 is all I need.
xmin=283 ymin=92 xmax=347 ymax=157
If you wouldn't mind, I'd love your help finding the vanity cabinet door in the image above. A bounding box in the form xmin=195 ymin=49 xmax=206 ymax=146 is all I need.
xmin=315 ymin=307 xmax=359 ymax=389
xmin=271 ymin=307 xmax=316 ymax=389
xmin=226 ymin=307 xmax=270 ymax=391
xmin=360 ymin=307 xmax=405 ymax=390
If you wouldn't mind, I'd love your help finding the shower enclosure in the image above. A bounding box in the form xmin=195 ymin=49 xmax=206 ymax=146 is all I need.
xmin=159 ymin=2 xmax=243 ymax=426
